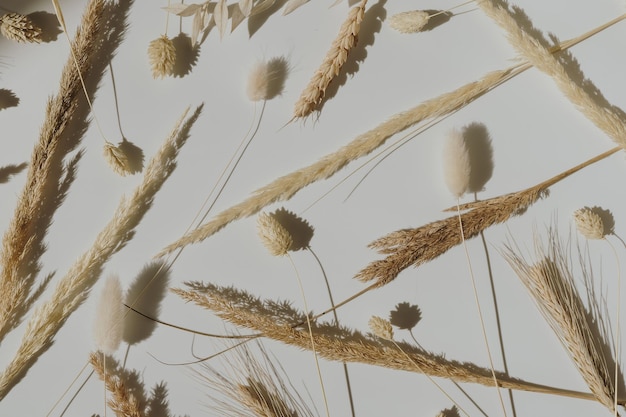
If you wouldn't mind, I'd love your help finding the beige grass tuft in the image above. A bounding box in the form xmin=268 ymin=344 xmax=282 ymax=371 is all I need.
xmin=0 ymin=13 xmax=42 ymax=43
xmin=503 ymin=228 xmax=617 ymax=412
xmin=443 ymin=128 xmax=470 ymax=198
xmin=573 ymin=207 xmax=607 ymax=240
xmin=148 ymin=35 xmax=176 ymax=79
xmin=257 ymin=211 xmax=293 ymax=257
xmin=103 ymin=141 xmax=134 ymax=176
xmin=388 ymin=10 xmax=431 ymax=33
xmin=93 ymin=275 xmax=125 ymax=354
xmin=292 ymin=0 xmax=367 ymax=119
xmin=89 ymin=352 xmax=144 ymax=417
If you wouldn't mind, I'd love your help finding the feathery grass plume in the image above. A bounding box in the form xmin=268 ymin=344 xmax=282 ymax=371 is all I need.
xmin=573 ymin=207 xmax=608 ymax=240
xmin=475 ymin=1 xmax=626 ymax=150
xmin=355 ymin=146 xmax=621 ymax=286
xmin=257 ymin=212 xmax=293 ymax=257
xmin=292 ymin=0 xmax=367 ymax=119
xmin=368 ymin=316 xmax=393 ymax=340
xmin=155 ymin=20 xmax=620 ymax=257
xmin=443 ymin=128 xmax=471 ymax=198
xmin=503 ymin=228 xmax=618 ymax=413
xmin=148 ymin=35 xmax=176 ymax=78
xmin=173 ymin=281 xmax=610 ymax=403
xmin=89 ymin=352 xmax=145 ymax=417
xmin=0 ymin=105 xmax=203 ymax=401
xmin=0 ymin=0 xmax=107 ymax=344
xmin=388 ymin=10 xmax=431 ymax=33
xmin=0 ymin=13 xmax=42 ymax=43
xmin=93 ymin=275 xmax=125 ymax=354
xmin=196 ymin=341 xmax=317 ymax=417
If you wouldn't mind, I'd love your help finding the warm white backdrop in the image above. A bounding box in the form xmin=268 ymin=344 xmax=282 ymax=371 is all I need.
xmin=1 ymin=0 xmax=626 ymax=416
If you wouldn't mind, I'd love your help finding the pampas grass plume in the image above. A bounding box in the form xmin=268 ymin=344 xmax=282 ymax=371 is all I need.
xmin=93 ymin=275 xmax=125 ymax=354
xmin=389 ymin=10 xmax=430 ymax=33
xmin=443 ymin=128 xmax=470 ymax=198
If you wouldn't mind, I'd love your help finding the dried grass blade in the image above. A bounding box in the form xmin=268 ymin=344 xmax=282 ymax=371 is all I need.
xmin=0 ymin=0 xmax=106 ymax=342
xmin=0 ymin=105 xmax=203 ymax=400
xmin=173 ymin=281 xmax=612 ymax=404
xmin=502 ymin=228 xmax=618 ymax=412
xmin=356 ymin=146 xmax=621 ymax=287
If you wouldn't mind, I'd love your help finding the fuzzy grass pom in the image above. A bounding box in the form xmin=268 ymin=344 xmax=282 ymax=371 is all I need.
xmin=148 ymin=35 xmax=176 ymax=79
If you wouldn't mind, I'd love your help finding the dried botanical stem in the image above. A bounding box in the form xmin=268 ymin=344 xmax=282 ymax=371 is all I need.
xmin=89 ymin=352 xmax=144 ymax=417
xmin=292 ymin=0 xmax=367 ymax=119
xmin=476 ymin=1 xmax=626 ymax=148
xmin=502 ymin=229 xmax=618 ymax=412
xmin=0 ymin=0 xmax=105 ymax=342
xmin=355 ymin=146 xmax=621 ymax=286
xmin=173 ymin=281 xmax=619 ymax=404
xmin=156 ymin=17 xmax=620 ymax=258
xmin=0 ymin=105 xmax=203 ymax=400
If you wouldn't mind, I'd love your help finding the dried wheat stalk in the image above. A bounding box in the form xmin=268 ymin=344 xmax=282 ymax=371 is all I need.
xmin=292 ymin=0 xmax=367 ymax=119
xmin=90 ymin=352 xmax=145 ymax=417
xmin=0 ymin=105 xmax=203 ymax=400
xmin=156 ymin=17 xmax=620 ymax=258
xmin=355 ymin=146 xmax=621 ymax=287
xmin=0 ymin=0 xmax=106 ymax=343
xmin=173 ymin=281 xmax=614 ymax=404
xmin=502 ymin=229 xmax=618 ymax=413
xmin=477 ymin=0 xmax=626 ymax=149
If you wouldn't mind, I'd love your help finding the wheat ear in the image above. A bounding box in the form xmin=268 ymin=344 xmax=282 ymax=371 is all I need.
xmin=502 ymin=228 xmax=617 ymax=413
xmin=155 ymin=16 xmax=621 ymax=258
xmin=292 ymin=0 xmax=367 ymax=119
xmin=0 ymin=0 xmax=105 ymax=342
xmin=355 ymin=146 xmax=620 ymax=287
xmin=89 ymin=352 xmax=144 ymax=417
xmin=0 ymin=105 xmax=203 ymax=401
xmin=476 ymin=1 xmax=626 ymax=149
xmin=173 ymin=281 xmax=618 ymax=404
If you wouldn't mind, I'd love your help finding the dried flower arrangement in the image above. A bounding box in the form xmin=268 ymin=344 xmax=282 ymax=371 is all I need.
xmin=1 ymin=0 xmax=626 ymax=416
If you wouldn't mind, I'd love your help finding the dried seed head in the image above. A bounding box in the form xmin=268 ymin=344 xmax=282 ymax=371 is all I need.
xmin=93 ymin=275 xmax=125 ymax=354
xmin=443 ymin=128 xmax=471 ymax=198
xmin=247 ymin=60 xmax=272 ymax=102
xmin=257 ymin=212 xmax=293 ymax=256
xmin=368 ymin=316 xmax=394 ymax=340
xmin=0 ymin=13 xmax=42 ymax=43
xmin=573 ymin=207 xmax=606 ymax=240
xmin=103 ymin=141 xmax=133 ymax=176
xmin=388 ymin=10 xmax=431 ymax=33
xmin=148 ymin=35 xmax=176 ymax=79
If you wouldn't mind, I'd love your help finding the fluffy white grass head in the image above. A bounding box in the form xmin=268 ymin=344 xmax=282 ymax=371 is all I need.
xmin=93 ymin=275 xmax=125 ymax=354
xmin=443 ymin=128 xmax=470 ymax=198
xmin=573 ymin=207 xmax=607 ymax=240
xmin=148 ymin=35 xmax=176 ymax=79
xmin=389 ymin=10 xmax=430 ymax=33
xmin=368 ymin=316 xmax=394 ymax=340
xmin=247 ymin=60 xmax=272 ymax=102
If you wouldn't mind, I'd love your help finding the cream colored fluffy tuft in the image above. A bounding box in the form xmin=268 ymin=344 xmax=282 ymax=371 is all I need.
xmin=443 ymin=128 xmax=470 ymax=198
xmin=148 ymin=35 xmax=176 ymax=79
xmin=389 ymin=10 xmax=430 ymax=33
xmin=93 ymin=275 xmax=125 ymax=354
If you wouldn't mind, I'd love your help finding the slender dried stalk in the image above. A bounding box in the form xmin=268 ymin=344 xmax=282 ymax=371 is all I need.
xmin=292 ymin=0 xmax=367 ymax=119
xmin=0 ymin=0 xmax=106 ymax=342
xmin=477 ymin=1 xmax=626 ymax=149
xmin=173 ymin=281 xmax=617 ymax=404
xmin=0 ymin=105 xmax=203 ymax=400
xmin=355 ymin=146 xmax=621 ymax=286
xmin=156 ymin=17 xmax=621 ymax=258
xmin=196 ymin=341 xmax=316 ymax=417
xmin=90 ymin=352 xmax=144 ymax=417
xmin=502 ymin=229 xmax=618 ymax=413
